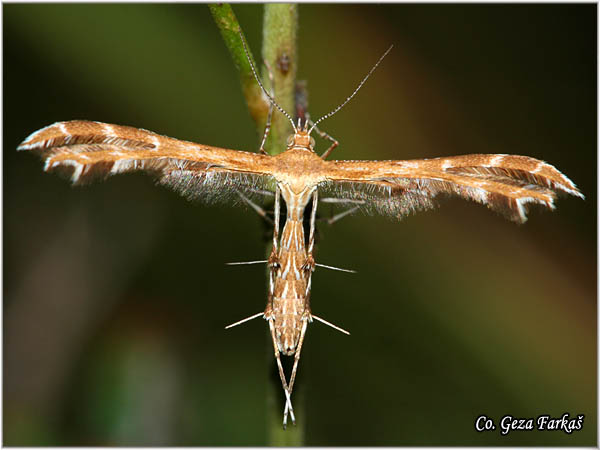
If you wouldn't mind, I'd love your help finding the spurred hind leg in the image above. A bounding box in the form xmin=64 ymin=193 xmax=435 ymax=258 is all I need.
xmin=284 ymin=319 xmax=308 ymax=424
xmin=268 ymin=319 xmax=296 ymax=427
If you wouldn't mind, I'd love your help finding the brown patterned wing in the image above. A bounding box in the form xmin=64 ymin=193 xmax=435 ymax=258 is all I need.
xmin=320 ymin=154 xmax=583 ymax=223
xmin=18 ymin=120 xmax=277 ymax=204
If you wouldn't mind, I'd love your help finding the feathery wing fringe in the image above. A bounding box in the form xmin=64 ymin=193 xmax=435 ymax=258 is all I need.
xmin=321 ymin=154 xmax=583 ymax=223
xmin=18 ymin=120 xmax=275 ymax=204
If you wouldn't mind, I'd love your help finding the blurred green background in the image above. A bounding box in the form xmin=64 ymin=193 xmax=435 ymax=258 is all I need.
xmin=4 ymin=3 xmax=596 ymax=446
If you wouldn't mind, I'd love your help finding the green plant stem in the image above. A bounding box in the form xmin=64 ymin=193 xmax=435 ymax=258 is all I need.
xmin=208 ymin=4 xmax=267 ymax=136
xmin=210 ymin=3 xmax=303 ymax=445
xmin=261 ymin=4 xmax=297 ymax=156
xmin=208 ymin=3 xmax=297 ymax=156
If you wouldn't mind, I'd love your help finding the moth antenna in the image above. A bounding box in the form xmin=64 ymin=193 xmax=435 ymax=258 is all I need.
xmin=311 ymin=314 xmax=351 ymax=335
xmin=225 ymin=312 xmax=264 ymax=329
xmin=226 ymin=260 xmax=268 ymax=266
xmin=238 ymin=31 xmax=297 ymax=132
xmin=309 ymin=44 xmax=393 ymax=134
xmin=315 ymin=263 xmax=356 ymax=273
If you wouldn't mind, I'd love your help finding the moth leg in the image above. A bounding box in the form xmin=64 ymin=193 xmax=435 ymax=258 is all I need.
xmin=319 ymin=198 xmax=366 ymax=205
xmin=259 ymin=59 xmax=276 ymax=155
xmin=270 ymin=186 xmax=281 ymax=260
xmin=236 ymin=190 xmax=273 ymax=225
xmin=303 ymin=190 xmax=319 ymax=272
xmin=284 ymin=319 xmax=309 ymax=424
xmin=308 ymin=190 xmax=318 ymax=251
xmin=317 ymin=198 xmax=364 ymax=225
xmin=268 ymin=319 xmax=295 ymax=427
xmin=308 ymin=119 xmax=339 ymax=160
xmin=245 ymin=188 xmax=274 ymax=197
xmin=325 ymin=205 xmax=361 ymax=226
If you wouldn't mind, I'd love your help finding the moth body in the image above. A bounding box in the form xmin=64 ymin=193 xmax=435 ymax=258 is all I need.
xmin=265 ymin=182 xmax=316 ymax=355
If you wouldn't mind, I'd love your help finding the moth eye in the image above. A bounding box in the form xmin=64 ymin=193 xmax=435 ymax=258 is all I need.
xmin=286 ymin=135 xmax=295 ymax=147
xmin=309 ymin=137 xmax=316 ymax=149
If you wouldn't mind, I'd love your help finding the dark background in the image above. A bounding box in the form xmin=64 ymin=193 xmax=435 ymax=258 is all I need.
xmin=4 ymin=3 xmax=596 ymax=446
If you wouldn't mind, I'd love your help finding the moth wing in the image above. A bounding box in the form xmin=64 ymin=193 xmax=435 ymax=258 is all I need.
xmin=320 ymin=154 xmax=583 ymax=223
xmin=18 ymin=120 xmax=277 ymax=204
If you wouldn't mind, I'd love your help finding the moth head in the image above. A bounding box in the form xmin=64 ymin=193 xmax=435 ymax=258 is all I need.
xmin=287 ymin=131 xmax=315 ymax=152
